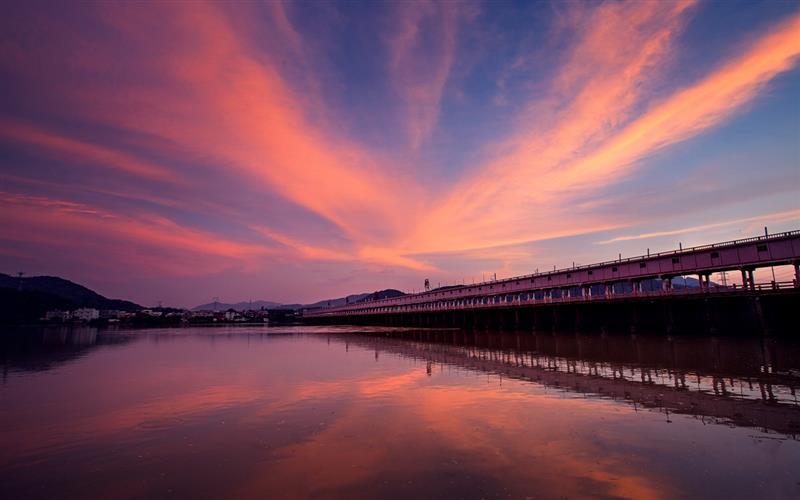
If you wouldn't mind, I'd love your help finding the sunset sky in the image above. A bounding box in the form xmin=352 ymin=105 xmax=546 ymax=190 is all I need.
xmin=1 ymin=0 xmax=798 ymax=307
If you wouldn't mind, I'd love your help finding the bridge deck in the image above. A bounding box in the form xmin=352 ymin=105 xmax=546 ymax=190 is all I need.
xmin=305 ymin=230 xmax=800 ymax=318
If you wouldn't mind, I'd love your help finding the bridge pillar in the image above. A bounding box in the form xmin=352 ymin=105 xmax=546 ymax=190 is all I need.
xmin=605 ymin=283 xmax=612 ymax=297
xmin=661 ymin=276 xmax=672 ymax=291
xmin=748 ymin=269 xmax=755 ymax=290
xmin=794 ymin=261 xmax=800 ymax=287
xmin=741 ymin=269 xmax=749 ymax=289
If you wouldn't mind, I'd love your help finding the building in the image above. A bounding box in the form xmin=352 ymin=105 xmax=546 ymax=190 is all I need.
xmin=44 ymin=310 xmax=71 ymax=322
xmin=73 ymin=308 xmax=99 ymax=322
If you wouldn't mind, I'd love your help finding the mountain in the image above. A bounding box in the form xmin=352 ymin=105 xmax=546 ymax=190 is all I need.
xmin=192 ymin=300 xmax=289 ymax=311
xmin=288 ymin=288 xmax=407 ymax=310
xmin=0 ymin=273 xmax=142 ymax=311
xmin=355 ymin=289 xmax=406 ymax=302
xmin=192 ymin=289 xmax=407 ymax=311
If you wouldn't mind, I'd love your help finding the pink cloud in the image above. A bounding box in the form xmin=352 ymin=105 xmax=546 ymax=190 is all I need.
xmin=0 ymin=192 xmax=276 ymax=276
xmin=400 ymin=5 xmax=800 ymax=259
xmin=0 ymin=119 xmax=180 ymax=183
xmin=1 ymin=1 xmax=798 ymax=301
xmin=386 ymin=1 xmax=463 ymax=150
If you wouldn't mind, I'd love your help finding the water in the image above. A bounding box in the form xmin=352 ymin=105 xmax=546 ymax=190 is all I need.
xmin=1 ymin=326 xmax=799 ymax=499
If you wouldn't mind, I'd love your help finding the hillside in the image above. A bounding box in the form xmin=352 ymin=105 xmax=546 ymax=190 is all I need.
xmin=192 ymin=289 xmax=407 ymax=311
xmin=192 ymin=300 xmax=293 ymax=311
xmin=0 ymin=273 xmax=142 ymax=311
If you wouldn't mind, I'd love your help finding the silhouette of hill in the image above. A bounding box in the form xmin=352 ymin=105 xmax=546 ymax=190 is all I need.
xmin=192 ymin=289 xmax=406 ymax=311
xmin=192 ymin=300 xmax=288 ymax=311
xmin=292 ymin=289 xmax=406 ymax=309
xmin=0 ymin=273 xmax=142 ymax=312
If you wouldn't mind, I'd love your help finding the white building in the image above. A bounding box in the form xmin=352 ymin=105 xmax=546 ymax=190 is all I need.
xmin=73 ymin=308 xmax=99 ymax=321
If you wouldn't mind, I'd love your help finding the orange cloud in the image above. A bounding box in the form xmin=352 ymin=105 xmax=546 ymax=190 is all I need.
xmin=253 ymin=225 xmax=353 ymax=262
xmin=2 ymin=1 xmax=798 ymax=294
xmin=84 ymin=1 xmax=419 ymax=246
xmin=51 ymin=1 xmax=435 ymax=273
xmin=400 ymin=6 xmax=800 ymax=259
xmin=562 ymin=13 xmax=800 ymax=189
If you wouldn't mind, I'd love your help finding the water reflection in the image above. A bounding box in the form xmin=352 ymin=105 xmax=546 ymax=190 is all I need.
xmin=1 ymin=326 xmax=799 ymax=499
xmin=1 ymin=326 xmax=135 ymax=379
xmin=334 ymin=330 xmax=800 ymax=438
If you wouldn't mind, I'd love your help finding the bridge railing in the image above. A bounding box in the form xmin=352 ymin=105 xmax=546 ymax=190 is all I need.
xmin=497 ymin=230 xmax=800 ymax=282
xmin=311 ymin=230 xmax=800 ymax=313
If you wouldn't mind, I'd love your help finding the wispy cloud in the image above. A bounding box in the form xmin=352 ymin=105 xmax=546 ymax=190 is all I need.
xmin=0 ymin=1 xmax=798 ymax=304
xmin=0 ymin=120 xmax=180 ymax=183
xmin=386 ymin=1 xmax=463 ymax=150
xmin=0 ymin=192 xmax=275 ymax=276
xmin=401 ymin=5 xmax=800 ymax=258
xmin=596 ymin=209 xmax=800 ymax=244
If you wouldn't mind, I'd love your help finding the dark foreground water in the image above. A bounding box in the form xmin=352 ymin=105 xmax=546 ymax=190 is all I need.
xmin=1 ymin=326 xmax=799 ymax=499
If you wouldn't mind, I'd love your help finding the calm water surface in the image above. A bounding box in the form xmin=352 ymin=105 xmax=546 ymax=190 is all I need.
xmin=1 ymin=326 xmax=799 ymax=499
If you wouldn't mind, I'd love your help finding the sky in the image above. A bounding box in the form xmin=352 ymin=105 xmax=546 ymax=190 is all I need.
xmin=0 ymin=0 xmax=798 ymax=307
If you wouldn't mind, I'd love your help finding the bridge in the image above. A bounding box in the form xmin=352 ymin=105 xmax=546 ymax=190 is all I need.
xmin=303 ymin=230 xmax=800 ymax=333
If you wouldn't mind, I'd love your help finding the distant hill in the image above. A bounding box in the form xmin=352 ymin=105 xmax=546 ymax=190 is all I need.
xmin=355 ymin=289 xmax=406 ymax=302
xmin=192 ymin=289 xmax=407 ymax=311
xmin=192 ymin=300 xmax=289 ymax=312
xmin=0 ymin=273 xmax=142 ymax=312
xmin=294 ymin=289 xmax=406 ymax=310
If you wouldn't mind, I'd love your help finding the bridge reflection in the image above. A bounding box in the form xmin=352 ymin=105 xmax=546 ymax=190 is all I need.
xmin=333 ymin=330 xmax=800 ymax=438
